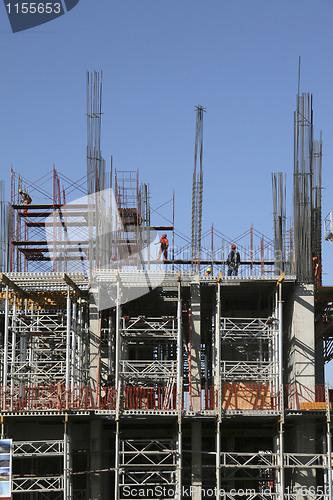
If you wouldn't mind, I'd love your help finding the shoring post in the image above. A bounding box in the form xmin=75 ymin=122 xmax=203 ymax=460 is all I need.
xmin=216 ymin=418 xmax=221 ymax=500
xmin=3 ymin=286 xmax=9 ymax=390
xmin=279 ymin=385 xmax=285 ymax=500
xmin=70 ymin=300 xmax=77 ymax=388
xmin=10 ymin=293 xmax=17 ymax=400
xmin=215 ymin=281 xmax=221 ymax=404
xmin=84 ymin=302 xmax=89 ymax=386
xmin=114 ymin=275 xmax=121 ymax=500
xmin=188 ymin=308 xmax=192 ymax=411
xmin=176 ymin=279 xmax=182 ymax=500
xmin=325 ymin=382 xmax=332 ymax=500
xmin=277 ymin=275 xmax=285 ymax=389
xmin=77 ymin=299 xmax=82 ymax=387
xmin=95 ymin=316 xmax=102 ymax=407
xmin=19 ymin=298 xmax=28 ymax=399
xmin=10 ymin=167 xmax=13 ymax=272
xmin=65 ymin=286 xmax=71 ymax=407
xmin=115 ymin=276 xmax=121 ymax=414
xmin=215 ymin=281 xmax=221 ymax=499
xmin=114 ymin=419 xmax=120 ymax=500
xmin=64 ymin=413 xmax=72 ymax=500
xmin=177 ymin=280 xmax=182 ymax=413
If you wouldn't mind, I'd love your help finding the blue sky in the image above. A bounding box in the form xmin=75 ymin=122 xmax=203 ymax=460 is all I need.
xmin=1 ymin=1 xmax=333 ymax=378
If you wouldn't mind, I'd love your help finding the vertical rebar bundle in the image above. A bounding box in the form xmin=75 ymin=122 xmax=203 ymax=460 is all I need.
xmin=293 ymin=92 xmax=322 ymax=283
xmin=191 ymin=106 xmax=204 ymax=272
xmin=86 ymin=70 xmax=103 ymax=195
xmin=312 ymin=133 xmax=323 ymax=283
xmin=272 ymin=173 xmax=286 ymax=275
xmin=86 ymin=71 xmax=105 ymax=273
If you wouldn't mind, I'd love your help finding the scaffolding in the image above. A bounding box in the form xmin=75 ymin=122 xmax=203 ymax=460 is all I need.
xmin=0 ymin=71 xmax=332 ymax=500
xmin=0 ymin=269 xmax=331 ymax=499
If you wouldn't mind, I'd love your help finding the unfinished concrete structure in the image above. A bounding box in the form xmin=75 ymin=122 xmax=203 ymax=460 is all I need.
xmin=0 ymin=73 xmax=333 ymax=500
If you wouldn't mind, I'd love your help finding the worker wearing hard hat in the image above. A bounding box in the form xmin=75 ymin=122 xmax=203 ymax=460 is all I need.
xmin=157 ymin=234 xmax=169 ymax=261
xmin=18 ymin=188 xmax=32 ymax=214
xmin=227 ymin=244 xmax=241 ymax=276
xmin=204 ymin=267 xmax=212 ymax=276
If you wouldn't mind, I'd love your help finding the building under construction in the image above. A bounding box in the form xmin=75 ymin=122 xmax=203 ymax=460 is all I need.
xmin=0 ymin=72 xmax=333 ymax=500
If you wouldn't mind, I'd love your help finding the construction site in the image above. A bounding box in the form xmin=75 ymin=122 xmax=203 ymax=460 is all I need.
xmin=0 ymin=71 xmax=333 ymax=500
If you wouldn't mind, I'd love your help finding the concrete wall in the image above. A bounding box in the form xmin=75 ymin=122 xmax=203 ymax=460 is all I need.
xmin=286 ymin=283 xmax=315 ymax=386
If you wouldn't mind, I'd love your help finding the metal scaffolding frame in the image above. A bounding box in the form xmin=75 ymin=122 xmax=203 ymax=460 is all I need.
xmin=0 ymin=274 xmax=331 ymax=499
xmin=218 ymin=315 xmax=279 ymax=405
xmin=118 ymin=438 xmax=178 ymax=499
xmin=111 ymin=273 xmax=182 ymax=500
xmin=12 ymin=439 xmax=68 ymax=496
xmin=0 ymin=274 xmax=89 ymax=392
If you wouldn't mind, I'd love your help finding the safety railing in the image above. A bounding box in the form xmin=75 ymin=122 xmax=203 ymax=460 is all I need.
xmin=0 ymin=384 xmax=97 ymax=411
xmin=201 ymin=383 xmax=280 ymax=411
xmin=285 ymin=384 xmax=327 ymax=411
xmin=120 ymin=385 xmax=177 ymax=411
xmin=0 ymin=383 xmax=331 ymax=412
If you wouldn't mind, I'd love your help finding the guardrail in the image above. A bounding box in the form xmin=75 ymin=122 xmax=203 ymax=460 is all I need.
xmin=0 ymin=383 xmax=330 ymax=412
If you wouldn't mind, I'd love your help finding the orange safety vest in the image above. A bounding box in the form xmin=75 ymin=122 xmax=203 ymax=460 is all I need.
xmin=160 ymin=237 xmax=168 ymax=248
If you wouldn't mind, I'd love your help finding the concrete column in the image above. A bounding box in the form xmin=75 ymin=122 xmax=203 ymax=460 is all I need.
xmin=191 ymin=420 xmax=202 ymax=500
xmin=90 ymin=419 xmax=103 ymax=500
xmin=288 ymin=283 xmax=315 ymax=386
xmin=287 ymin=283 xmax=316 ymax=495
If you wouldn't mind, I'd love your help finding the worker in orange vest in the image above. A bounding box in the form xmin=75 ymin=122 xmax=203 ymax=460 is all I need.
xmin=204 ymin=267 xmax=212 ymax=276
xmin=157 ymin=234 xmax=169 ymax=261
xmin=19 ymin=188 xmax=32 ymax=214
xmin=312 ymin=253 xmax=321 ymax=287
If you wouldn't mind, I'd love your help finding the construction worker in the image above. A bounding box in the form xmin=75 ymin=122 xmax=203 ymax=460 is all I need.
xmin=102 ymin=374 xmax=115 ymax=407
xmin=204 ymin=267 xmax=212 ymax=276
xmin=227 ymin=244 xmax=241 ymax=276
xmin=157 ymin=234 xmax=169 ymax=261
xmin=312 ymin=252 xmax=321 ymax=287
xmin=18 ymin=188 xmax=32 ymax=214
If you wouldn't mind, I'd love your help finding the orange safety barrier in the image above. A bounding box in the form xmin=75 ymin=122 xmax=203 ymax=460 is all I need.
xmin=100 ymin=387 xmax=116 ymax=410
xmin=221 ymin=383 xmax=277 ymax=410
xmin=0 ymin=384 xmax=99 ymax=412
xmin=121 ymin=386 xmax=177 ymax=411
xmin=0 ymin=383 xmax=330 ymax=412
xmin=202 ymin=386 xmax=218 ymax=410
xmin=285 ymin=384 xmax=327 ymax=411
xmin=193 ymin=384 xmax=279 ymax=411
